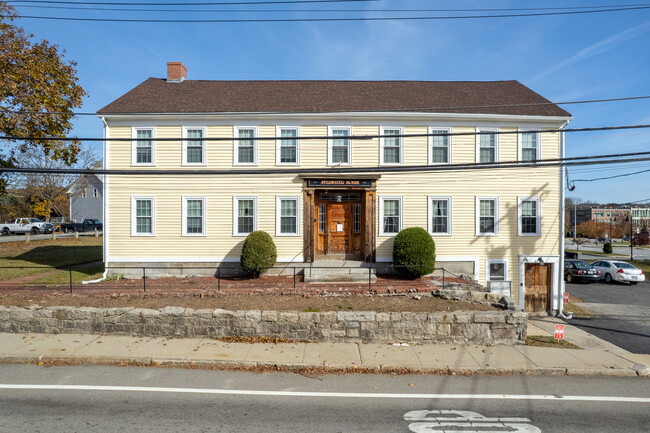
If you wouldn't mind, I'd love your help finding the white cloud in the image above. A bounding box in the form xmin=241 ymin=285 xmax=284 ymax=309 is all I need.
xmin=527 ymin=20 xmax=650 ymax=85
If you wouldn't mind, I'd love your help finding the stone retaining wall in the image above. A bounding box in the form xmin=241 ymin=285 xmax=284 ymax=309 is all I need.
xmin=0 ymin=306 xmax=527 ymax=345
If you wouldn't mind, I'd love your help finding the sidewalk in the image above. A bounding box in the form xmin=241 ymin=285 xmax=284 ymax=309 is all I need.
xmin=2 ymin=318 xmax=649 ymax=377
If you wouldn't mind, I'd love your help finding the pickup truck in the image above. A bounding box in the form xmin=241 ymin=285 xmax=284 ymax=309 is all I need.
xmin=61 ymin=218 xmax=103 ymax=233
xmin=1 ymin=218 xmax=54 ymax=236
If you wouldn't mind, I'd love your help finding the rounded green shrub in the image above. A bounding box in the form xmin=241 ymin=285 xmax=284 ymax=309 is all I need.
xmin=392 ymin=227 xmax=436 ymax=279
xmin=603 ymin=242 xmax=613 ymax=254
xmin=241 ymin=231 xmax=277 ymax=277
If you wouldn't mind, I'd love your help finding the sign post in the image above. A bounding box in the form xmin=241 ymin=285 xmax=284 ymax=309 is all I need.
xmin=554 ymin=324 xmax=565 ymax=342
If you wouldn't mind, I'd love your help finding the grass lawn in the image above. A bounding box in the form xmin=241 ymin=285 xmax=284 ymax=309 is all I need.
xmin=0 ymin=237 xmax=103 ymax=281
xmin=565 ymin=249 xmax=626 ymax=257
xmin=28 ymin=265 xmax=105 ymax=285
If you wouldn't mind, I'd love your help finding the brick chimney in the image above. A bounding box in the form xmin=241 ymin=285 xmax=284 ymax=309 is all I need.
xmin=166 ymin=62 xmax=187 ymax=82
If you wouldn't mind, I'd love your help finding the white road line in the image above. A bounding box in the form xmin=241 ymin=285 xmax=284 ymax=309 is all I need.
xmin=0 ymin=384 xmax=649 ymax=403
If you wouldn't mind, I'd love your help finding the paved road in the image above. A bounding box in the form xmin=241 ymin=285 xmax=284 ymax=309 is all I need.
xmin=567 ymin=279 xmax=650 ymax=354
xmin=0 ymin=232 xmax=102 ymax=243
xmin=1 ymin=365 xmax=649 ymax=432
xmin=566 ymin=239 xmax=650 ymax=260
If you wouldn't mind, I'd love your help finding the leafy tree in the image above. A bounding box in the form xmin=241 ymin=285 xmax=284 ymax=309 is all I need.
xmin=0 ymin=2 xmax=86 ymax=195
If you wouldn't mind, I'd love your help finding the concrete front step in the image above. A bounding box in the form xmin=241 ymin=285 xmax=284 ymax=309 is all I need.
xmin=304 ymin=260 xmax=377 ymax=283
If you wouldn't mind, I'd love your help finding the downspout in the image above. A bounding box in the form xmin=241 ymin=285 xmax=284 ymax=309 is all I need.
xmin=557 ymin=119 xmax=573 ymax=319
xmin=83 ymin=116 xmax=109 ymax=285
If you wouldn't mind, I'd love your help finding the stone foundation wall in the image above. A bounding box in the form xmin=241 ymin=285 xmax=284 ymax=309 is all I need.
xmin=0 ymin=306 xmax=527 ymax=345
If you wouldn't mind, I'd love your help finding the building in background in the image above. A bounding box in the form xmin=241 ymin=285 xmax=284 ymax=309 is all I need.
xmin=68 ymin=174 xmax=103 ymax=222
xmin=97 ymin=62 xmax=572 ymax=315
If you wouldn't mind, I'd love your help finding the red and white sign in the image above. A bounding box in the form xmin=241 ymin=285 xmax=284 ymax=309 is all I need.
xmin=563 ymin=292 xmax=569 ymax=303
xmin=554 ymin=324 xmax=565 ymax=340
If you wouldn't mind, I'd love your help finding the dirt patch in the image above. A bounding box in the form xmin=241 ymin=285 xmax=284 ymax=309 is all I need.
xmin=0 ymin=292 xmax=498 ymax=313
xmin=525 ymin=335 xmax=580 ymax=349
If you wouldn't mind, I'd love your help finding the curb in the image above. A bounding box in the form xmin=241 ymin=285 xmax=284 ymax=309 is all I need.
xmin=1 ymin=355 xmax=646 ymax=377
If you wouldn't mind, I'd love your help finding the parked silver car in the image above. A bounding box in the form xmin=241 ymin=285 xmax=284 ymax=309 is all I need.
xmin=591 ymin=260 xmax=645 ymax=285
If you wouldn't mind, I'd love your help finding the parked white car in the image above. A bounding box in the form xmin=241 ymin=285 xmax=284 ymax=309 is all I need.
xmin=591 ymin=260 xmax=645 ymax=285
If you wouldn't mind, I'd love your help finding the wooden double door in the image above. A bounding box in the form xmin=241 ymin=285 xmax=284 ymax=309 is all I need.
xmin=314 ymin=191 xmax=370 ymax=259
xmin=524 ymin=263 xmax=552 ymax=313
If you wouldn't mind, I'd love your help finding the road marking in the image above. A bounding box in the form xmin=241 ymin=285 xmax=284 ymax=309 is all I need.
xmin=1 ymin=384 xmax=649 ymax=403
xmin=405 ymin=410 xmax=541 ymax=433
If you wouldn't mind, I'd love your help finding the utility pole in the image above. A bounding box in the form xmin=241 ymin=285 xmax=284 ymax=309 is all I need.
xmin=630 ymin=211 xmax=634 ymax=260
xmin=574 ymin=205 xmax=577 ymax=237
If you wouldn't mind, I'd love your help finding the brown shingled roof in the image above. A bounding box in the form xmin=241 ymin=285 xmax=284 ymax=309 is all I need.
xmin=97 ymin=78 xmax=571 ymax=117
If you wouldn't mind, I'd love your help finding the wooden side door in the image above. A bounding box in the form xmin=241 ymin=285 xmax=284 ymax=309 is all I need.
xmin=327 ymin=203 xmax=351 ymax=254
xmin=524 ymin=263 xmax=551 ymax=313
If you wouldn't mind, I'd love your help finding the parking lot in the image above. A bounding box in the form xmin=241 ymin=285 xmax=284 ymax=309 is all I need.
xmin=567 ymin=279 xmax=650 ymax=354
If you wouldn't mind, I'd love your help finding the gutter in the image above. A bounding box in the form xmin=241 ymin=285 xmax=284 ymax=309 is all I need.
xmin=558 ymin=119 xmax=572 ymax=319
xmin=83 ymin=116 xmax=109 ymax=285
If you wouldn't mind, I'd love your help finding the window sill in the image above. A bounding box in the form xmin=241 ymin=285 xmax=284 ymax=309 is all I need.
xmin=233 ymin=163 xmax=258 ymax=167
xmin=181 ymin=163 xmax=207 ymax=167
xmin=182 ymin=233 xmax=207 ymax=237
xmin=327 ymin=163 xmax=352 ymax=167
xmin=131 ymin=233 xmax=155 ymax=237
xmin=275 ymin=233 xmax=301 ymax=237
xmin=379 ymin=233 xmax=398 ymax=237
xmin=275 ymin=163 xmax=300 ymax=166
xmin=131 ymin=163 xmax=156 ymax=167
xmin=430 ymin=232 xmax=453 ymax=237
xmin=518 ymin=233 xmax=541 ymax=237
xmin=475 ymin=233 xmax=499 ymax=237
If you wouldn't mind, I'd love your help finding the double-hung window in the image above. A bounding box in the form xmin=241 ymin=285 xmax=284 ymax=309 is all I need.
xmin=182 ymin=197 xmax=206 ymax=236
xmin=131 ymin=196 xmax=154 ymax=236
xmin=381 ymin=127 xmax=403 ymax=165
xmin=132 ymin=127 xmax=154 ymax=165
xmin=277 ymin=127 xmax=299 ymax=165
xmin=234 ymin=127 xmax=257 ymax=165
xmin=93 ymin=188 xmax=98 ymax=198
xmin=518 ymin=196 xmax=541 ymax=236
xmin=380 ymin=196 xmax=402 ymax=236
xmin=234 ymin=196 xmax=257 ymax=236
xmin=276 ymin=196 xmax=300 ymax=236
xmin=429 ymin=128 xmax=451 ymax=164
xmin=329 ymin=127 xmax=351 ymax=165
xmin=476 ymin=197 xmax=498 ymax=236
xmin=519 ymin=131 xmax=539 ymax=163
xmin=183 ymin=127 xmax=206 ymax=165
xmin=477 ymin=128 xmax=498 ymax=163
xmin=428 ymin=196 xmax=451 ymax=235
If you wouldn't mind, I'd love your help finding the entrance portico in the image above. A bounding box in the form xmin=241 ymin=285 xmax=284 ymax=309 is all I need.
xmin=302 ymin=177 xmax=379 ymax=262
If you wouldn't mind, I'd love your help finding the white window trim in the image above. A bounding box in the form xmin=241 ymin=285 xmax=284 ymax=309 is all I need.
xmin=518 ymin=196 xmax=541 ymax=236
xmin=93 ymin=188 xmax=98 ymax=198
xmin=379 ymin=196 xmax=403 ymax=236
xmin=275 ymin=126 xmax=300 ymax=166
xmin=380 ymin=126 xmax=404 ymax=166
xmin=182 ymin=126 xmax=207 ymax=166
xmin=233 ymin=126 xmax=258 ymax=166
xmin=233 ymin=196 xmax=258 ymax=236
xmin=428 ymin=195 xmax=452 ymax=236
xmin=131 ymin=196 xmax=155 ymax=237
xmin=131 ymin=126 xmax=155 ymax=166
xmin=328 ymin=126 xmax=352 ymax=166
xmin=518 ymin=128 xmax=540 ymax=164
xmin=475 ymin=127 xmax=499 ymax=164
xmin=182 ymin=196 xmax=207 ymax=237
xmin=486 ymin=259 xmax=509 ymax=282
xmin=475 ymin=196 xmax=499 ymax=236
xmin=428 ymin=127 xmax=452 ymax=165
xmin=275 ymin=196 xmax=301 ymax=236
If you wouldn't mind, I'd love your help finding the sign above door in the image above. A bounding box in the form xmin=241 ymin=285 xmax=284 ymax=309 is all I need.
xmin=307 ymin=179 xmax=373 ymax=188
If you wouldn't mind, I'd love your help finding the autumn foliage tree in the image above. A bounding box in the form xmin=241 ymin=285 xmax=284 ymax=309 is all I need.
xmin=0 ymin=2 xmax=86 ymax=195
xmin=576 ymin=220 xmax=608 ymax=240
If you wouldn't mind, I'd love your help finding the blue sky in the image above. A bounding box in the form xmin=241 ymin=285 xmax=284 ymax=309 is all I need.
xmin=11 ymin=0 xmax=650 ymax=204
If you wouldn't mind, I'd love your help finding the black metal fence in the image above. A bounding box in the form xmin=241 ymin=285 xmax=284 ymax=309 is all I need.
xmin=0 ymin=263 xmax=477 ymax=294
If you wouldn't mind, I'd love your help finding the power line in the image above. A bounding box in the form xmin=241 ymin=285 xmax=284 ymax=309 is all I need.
xmin=3 ymin=95 xmax=650 ymax=117
xmin=3 ymin=154 xmax=650 ymax=176
xmin=3 ymin=123 xmax=650 ymax=143
xmin=7 ymin=0 xmax=377 ymax=6
xmin=12 ymin=3 xmax=650 ymax=13
xmin=573 ymin=168 xmax=650 ymax=183
xmin=5 ymin=5 xmax=650 ymax=22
